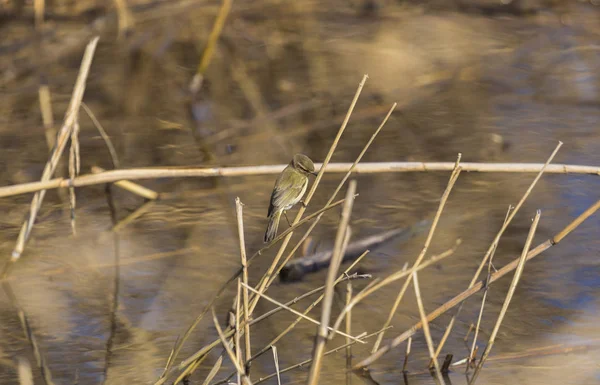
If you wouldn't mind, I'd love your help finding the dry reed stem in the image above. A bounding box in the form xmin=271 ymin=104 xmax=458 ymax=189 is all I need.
xmin=173 ymin=351 xmax=210 ymax=385
xmin=252 ymin=328 xmax=391 ymax=385
xmin=466 ymin=205 xmax=513 ymax=370
xmin=235 ymin=280 xmax=242 ymax=385
xmin=211 ymin=308 xmax=251 ymax=385
xmin=235 ymin=198 xmax=252 ymax=366
xmin=247 ymin=75 xmax=369 ymax=317
xmin=201 ymin=356 xmax=223 ymax=385
xmin=432 ymin=142 xmax=562 ymax=362
xmin=91 ymin=167 xmax=158 ymax=200
xmin=372 ymin=155 xmax=462 ymax=352
xmin=353 ymin=196 xmax=599 ymax=370
xmin=469 ymin=211 xmax=541 ymax=384
xmin=346 ymin=281 xmax=353 ymax=385
xmin=158 ymin=199 xmax=347 ymax=381
xmin=34 ymin=0 xmax=44 ymax=29
xmin=402 ymin=337 xmax=412 ymax=372
xmin=1 ymin=37 xmax=99 ymax=278
xmin=194 ymin=274 xmax=371 ymax=385
xmin=331 ymin=240 xmax=461 ymax=333
xmin=307 ymin=180 xmax=357 ymax=385
xmin=18 ymin=357 xmax=34 ymax=385
xmin=271 ymin=346 xmax=281 ymax=385
xmin=81 ymin=103 xmax=120 ymax=169
xmin=6 ymin=161 xmax=600 ymax=199
xmin=190 ymin=0 xmax=233 ymax=94
xmin=412 ymin=272 xmax=445 ymax=385
xmin=241 ymin=283 xmax=364 ymax=344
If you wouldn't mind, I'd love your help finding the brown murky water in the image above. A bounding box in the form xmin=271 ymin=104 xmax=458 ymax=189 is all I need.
xmin=1 ymin=1 xmax=599 ymax=384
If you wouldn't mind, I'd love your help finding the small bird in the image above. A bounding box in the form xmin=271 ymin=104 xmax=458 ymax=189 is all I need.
xmin=264 ymin=154 xmax=316 ymax=243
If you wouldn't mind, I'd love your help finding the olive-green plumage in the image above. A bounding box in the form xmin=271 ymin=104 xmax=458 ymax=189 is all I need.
xmin=264 ymin=154 xmax=316 ymax=243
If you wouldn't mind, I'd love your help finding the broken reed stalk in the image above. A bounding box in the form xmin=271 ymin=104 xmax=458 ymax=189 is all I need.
xmin=331 ymin=241 xmax=461 ymax=334
xmin=372 ymin=155 xmax=461 ymax=352
xmin=272 ymin=346 xmax=282 ymax=385
xmin=346 ymin=281 xmax=353 ymax=385
xmin=469 ymin=211 xmax=541 ymax=384
xmin=412 ymin=272 xmax=445 ymax=385
xmin=247 ymin=75 xmax=369 ymax=317
xmin=235 ymin=198 xmax=252 ymax=368
xmin=352 ymin=196 xmax=600 ymax=370
xmin=211 ymin=308 xmax=251 ymax=385
xmin=190 ymin=0 xmax=233 ymax=94
xmin=241 ymin=283 xmax=364 ymax=344
xmin=158 ymin=199 xmax=347 ymax=382
xmin=307 ymin=180 xmax=357 ymax=385
xmin=253 ymin=328 xmax=391 ymax=385
xmin=432 ymin=142 xmax=562 ymax=362
xmin=1 ymin=36 xmax=99 ymax=278
xmin=91 ymin=167 xmax=158 ymax=200
xmin=466 ymin=205 xmax=513 ymax=369
xmin=5 ymin=161 xmax=600 ymax=199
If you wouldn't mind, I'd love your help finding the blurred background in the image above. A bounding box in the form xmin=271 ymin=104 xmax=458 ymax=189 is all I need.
xmin=0 ymin=0 xmax=599 ymax=384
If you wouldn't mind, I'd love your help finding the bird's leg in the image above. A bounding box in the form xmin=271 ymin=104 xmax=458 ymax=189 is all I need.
xmin=284 ymin=212 xmax=292 ymax=227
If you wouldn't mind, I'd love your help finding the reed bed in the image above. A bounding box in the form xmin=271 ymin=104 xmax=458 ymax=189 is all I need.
xmin=2 ymin=3 xmax=600 ymax=385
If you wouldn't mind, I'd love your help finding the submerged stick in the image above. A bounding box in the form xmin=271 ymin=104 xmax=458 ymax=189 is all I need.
xmin=4 ymin=161 xmax=600 ymax=199
xmin=469 ymin=211 xmax=541 ymax=384
xmin=353 ymin=197 xmax=599 ymax=370
xmin=279 ymin=221 xmax=429 ymax=282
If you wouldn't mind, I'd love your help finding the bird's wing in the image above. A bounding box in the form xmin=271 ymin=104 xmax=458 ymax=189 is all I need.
xmin=267 ymin=168 xmax=307 ymax=217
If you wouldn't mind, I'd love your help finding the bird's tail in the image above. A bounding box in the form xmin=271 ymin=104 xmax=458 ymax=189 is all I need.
xmin=264 ymin=210 xmax=282 ymax=243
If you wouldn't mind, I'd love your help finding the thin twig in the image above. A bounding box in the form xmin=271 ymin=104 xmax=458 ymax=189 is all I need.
xmin=467 ymin=205 xmax=513 ymax=370
xmin=307 ymin=180 xmax=357 ymax=385
xmin=432 ymin=142 xmax=561 ymax=363
xmin=469 ymin=211 xmax=541 ymax=384
xmin=211 ymin=308 xmax=251 ymax=385
xmin=252 ymin=328 xmax=391 ymax=385
xmin=346 ymin=281 xmax=353 ymax=385
xmin=372 ymin=155 xmax=461 ymax=352
xmin=235 ymin=198 xmax=251 ymax=367
xmin=68 ymin=120 xmax=81 ymax=234
xmin=235 ymin=280 xmax=242 ymax=385
xmin=8 ymin=160 xmax=600 ymax=199
xmin=241 ymin=283 xmax=364 ymax=344
xmin=1 ymin=37 xmax=99 ymax=278
xmin=81 ymin=103 xmax=120 ymax=169
xmin=353 ymin=195 xmax=599 ymax=371
xmin=413 ymin=272 xmax=445 ymax=385
xmin=331 ymin=241 xmax=461 ymax=333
